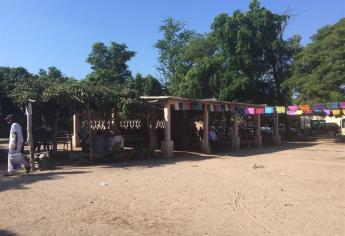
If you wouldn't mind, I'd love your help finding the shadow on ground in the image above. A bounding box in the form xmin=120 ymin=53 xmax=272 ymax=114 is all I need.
xmin=100 ymin=141 xmax=319 ymax=169
xmin=0 ymin=138 xmax=340 ymax=191
xmin=0 ymin=170 xmax=90 ymax=193
xmin=0 ymin=229 xmax=19 ymax=236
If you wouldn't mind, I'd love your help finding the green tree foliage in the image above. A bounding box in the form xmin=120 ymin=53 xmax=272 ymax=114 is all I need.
xmin=286 ymin=18 xmax=345 ymax=104
xmin=86 ymin=41 xmax=136 ymax=85
xmin=211 ymin=0 xmax=301 ymax=104
xmin=155 ymin=1 xmax=300 ymax=104
xmin=126 ymin=73 xmax=162 ymax=96
xmin=155 ymin=17 xmax=199 ymax=93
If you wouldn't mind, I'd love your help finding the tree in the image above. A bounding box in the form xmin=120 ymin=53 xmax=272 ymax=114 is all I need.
xmin=86 ymin=42 xmax=136 ymax=86
xmin=210 ymin=0 xmax=301 ymax=104
xmin=126 ymin=73 xmax=162 ymax=96
xmin=155 ymin=17 xmax=199 ymax=94
xmin=286 ymin=18 xmax=345 ymax=104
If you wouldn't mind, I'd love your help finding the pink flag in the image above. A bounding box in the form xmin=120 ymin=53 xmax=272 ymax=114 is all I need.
xmin=245 ymin=107 xmax=255 ymax=115
xmin=288 ymin=105 xmax=298 ymax=112
xmin=339 ymin=102 xmax=345 ymax=109
xmin=287 ymin=110 xmax=296 ymax=115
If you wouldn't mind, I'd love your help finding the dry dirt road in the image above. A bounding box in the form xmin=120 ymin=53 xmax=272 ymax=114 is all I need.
xmin=0 ymin=141 xmax=344 ymax=236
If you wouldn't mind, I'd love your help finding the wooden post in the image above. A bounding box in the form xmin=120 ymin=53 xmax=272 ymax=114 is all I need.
xmin=87 ymin=97 xmax=93 ymax=164
xmin=255 ymin=113 xmax=262 ymax=148
xmin=201 ymin=104 xmax=211 ymax=153
xmin=161 ymin=102 xmax=174 ymax=158
xmin=232 ymin=113 xmax=240 ymax=150
xmin=273 ymin=112 xmax=281 ymax=145
xmin=26 ymin=102 xmax=35 ymax=171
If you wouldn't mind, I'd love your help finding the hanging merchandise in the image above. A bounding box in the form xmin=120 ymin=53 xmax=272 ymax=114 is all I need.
xmin=332 ymin=109 xmax=341 ymax=116
xmin=276 ymin=106 xmax=286 ymax=114
xmin=255 ymin=108 xmax=265 ymax=114
xmin=295 ymin=110 xmax=303 ymax=115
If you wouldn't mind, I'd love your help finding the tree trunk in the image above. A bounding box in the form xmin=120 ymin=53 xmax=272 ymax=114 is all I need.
xmin=52 ymin=110 xmax=59 ymax=153
xmin=87 ymin=98 xmax=93 ymax=165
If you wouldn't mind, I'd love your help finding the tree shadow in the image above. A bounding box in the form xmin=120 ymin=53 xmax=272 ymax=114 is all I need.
xmin=0 ymin=170 xmax=90 ymax=193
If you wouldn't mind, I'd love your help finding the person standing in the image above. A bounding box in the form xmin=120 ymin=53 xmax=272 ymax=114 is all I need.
xmin=4 ymin=114 xmax=30 ymax=176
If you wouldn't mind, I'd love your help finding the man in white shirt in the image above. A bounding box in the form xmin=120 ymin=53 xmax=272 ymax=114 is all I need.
xmin=209 ymin=127 xmax=218 ymax=151
xmin=107 ymin=130 xmax=124 ymax=152
xmin=4 ymin=114 xmax=30 ymax=176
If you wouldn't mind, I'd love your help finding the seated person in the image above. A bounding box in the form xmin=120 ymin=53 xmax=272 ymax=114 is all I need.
xmin=93 ymin=131 xmax=106 ymax=156
xmin=209 ymin=127 xmax=218 ymax=150
xmin=106 ymin=130 xmax=124 ymax=153
xmin=79 ymin=126 xmax=90 ymax=152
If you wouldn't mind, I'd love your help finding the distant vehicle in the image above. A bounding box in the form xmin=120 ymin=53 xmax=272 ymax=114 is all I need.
xmin=311 ymin=123 xmax=340 ymax=136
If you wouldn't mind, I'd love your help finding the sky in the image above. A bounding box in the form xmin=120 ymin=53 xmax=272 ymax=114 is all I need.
xmin=1 ymin=0 xmax=344 ymax=80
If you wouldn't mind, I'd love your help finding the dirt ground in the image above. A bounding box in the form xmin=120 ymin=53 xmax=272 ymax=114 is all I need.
xmin=0 ymin=141 xmax=344 ymax=236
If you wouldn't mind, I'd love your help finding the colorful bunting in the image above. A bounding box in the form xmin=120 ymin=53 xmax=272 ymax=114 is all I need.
xmin=313 ymin=104 xmax=324 ymax=110
xmin=323 ymin=109 xmax=331 ymax=115
xmin=332 ymin=109 xmax=341 ymax=116
xmin=327 ymin=102 xmax=338 ymax=109
xmin=339 ymin=102 xmax=345 ymax=109
xmin=264 ymin=106 xmax=274 ymax=114
xmin=255 ymin=108 xmax=265 ymax=114
xmin=299 ymin=105 xmax=311 ymax=114
xmin=288 ymin=105 xmax=298 ymax=112
xmin=173 ymin=101 xmax=344 ymax=116
xmin=245 ymin=107 xmax=255 ymax=115
xmin=276 ymin=106 xmax=286 ymax=114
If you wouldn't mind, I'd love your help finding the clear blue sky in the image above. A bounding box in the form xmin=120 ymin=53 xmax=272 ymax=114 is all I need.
xmin=1 ymin=0 xmax=344 ymax=80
